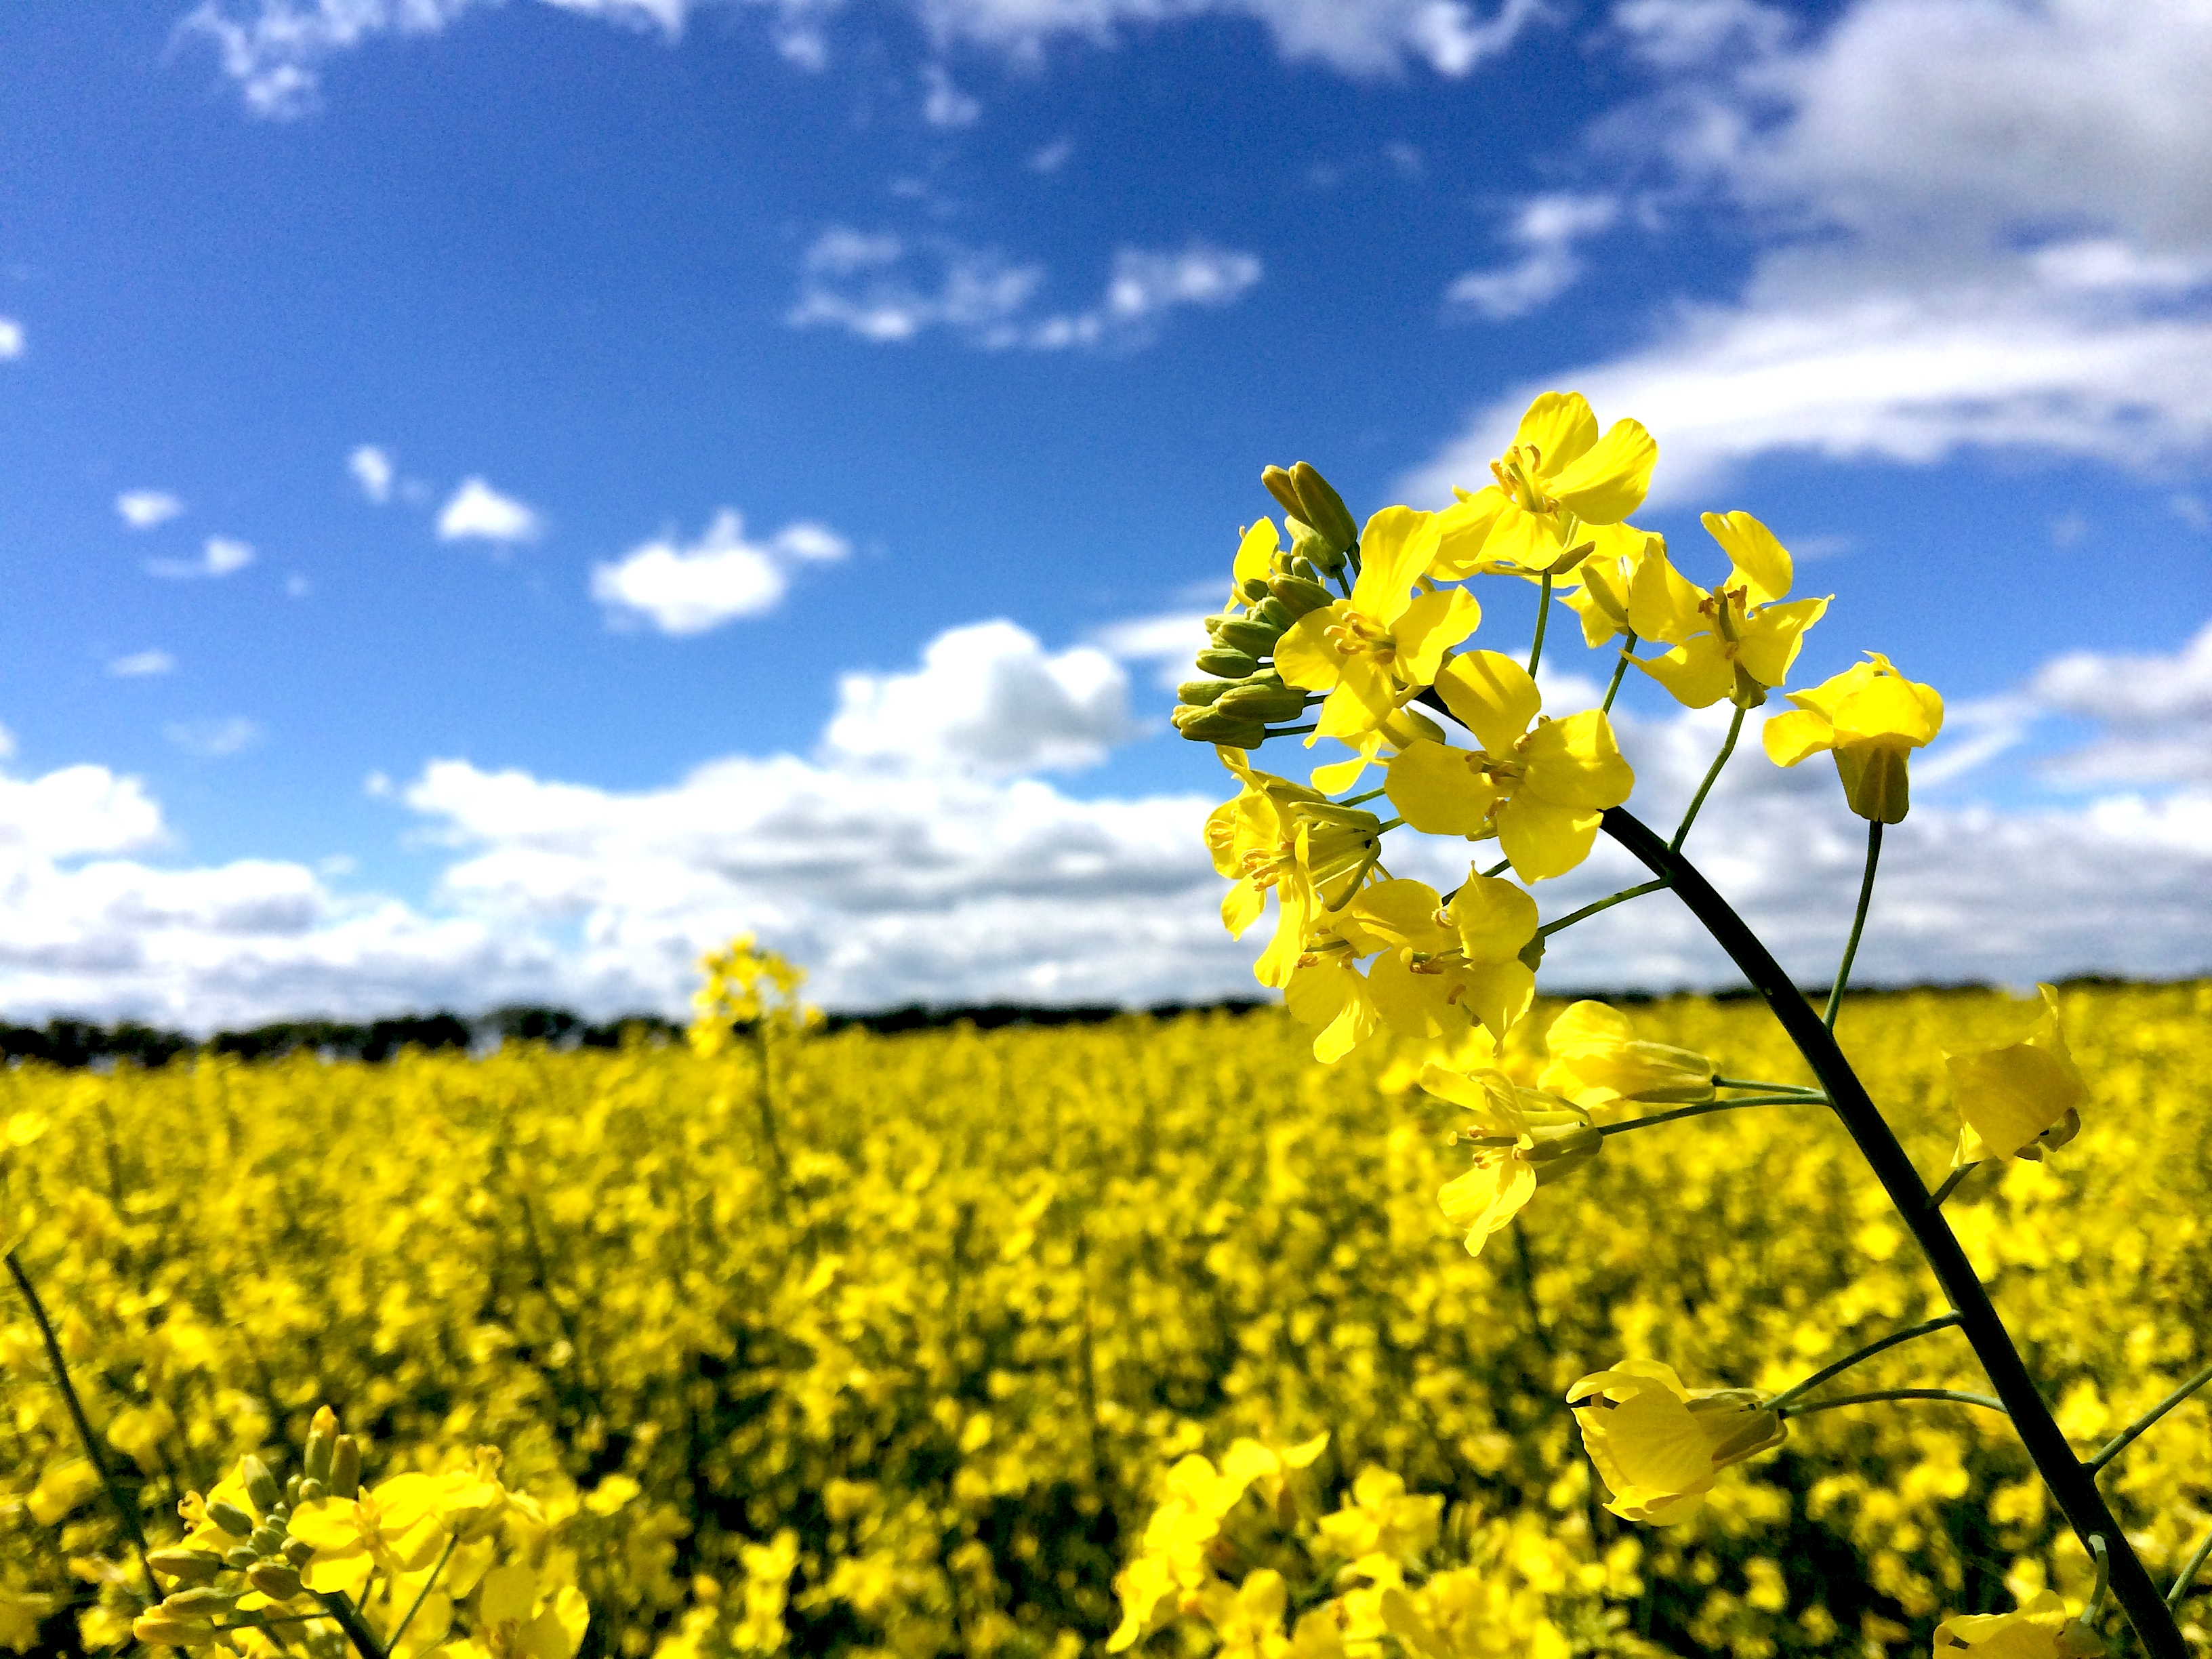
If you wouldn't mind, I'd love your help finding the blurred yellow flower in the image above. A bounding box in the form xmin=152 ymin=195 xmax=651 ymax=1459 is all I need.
xmin=1538 ymin=1002 xmax=1715 ymax=1113
xmin=1933 ymin=1589 xmax=2106 ymax=1658
xmin=1567 ymin=1360 xmax=1784 ymax=1525
xmin=1763 ymin=651 xmax=1944 ymax=823
xmin=1385 ymin=651 xmax=1633 ymax=881
xmin=1945 ymin=985 xmax=2091 ymax=1166
xmin=1421 ymin=1065 xmax=1599 ymax=1255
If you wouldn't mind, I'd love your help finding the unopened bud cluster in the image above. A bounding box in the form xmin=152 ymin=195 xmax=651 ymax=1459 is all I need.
xmin=1172 ymin=461 xmax=1358 ymax=749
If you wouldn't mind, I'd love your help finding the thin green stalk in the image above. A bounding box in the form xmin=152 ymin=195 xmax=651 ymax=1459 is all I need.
xmin=1824 ymin=820 xmax=1883 ymax=1029
xmin=1526 ymin=571 xmax=1555 ymax=679
xmin=1337 ymin=785 xmax=1389 ymax=807
xmin=1767 ymin=1313 xmax=1963 ymax=1412
xmin=2088 ymin=1360 xmax=2212 ymax=1473
xmin=1670 ymin=704 xmax=1745 ymax=853
xmin=1481 ymin=857 xmax=1513 ymax=878
xmin=1373 ymin=817 xmax=1405 ymax=834
xmin=1713 ymin=1076 xmax=1826 ymax=1097
xmin=388 ymin=1534 xmax=459 ymax=1652
xmin=1927 ymin=1163 xmax=1980 ymax=1211
xmin=5 ymin=1250 xmax=158 ymax=1602
xmin=1267 ymin=722 xmax=1317 ymax=737
xmin=1777 ymin=1388 xmax=2007 ymax=1420
xmin=1598 ymin=804 xmax=2186 ymax=1659
xmin=1536 ymin=878 xmax=1670 ymax=939
xmin=2087 ymin=1534 xmax=2112 ymax=1622
xmin=1594 ymin=1096 xmax=1818 ymax=1138
xmin=1600 ymin=634 xmax=1637 ymax=714
xmin=2170 ymin=1522 xmax=2212 ymax=1610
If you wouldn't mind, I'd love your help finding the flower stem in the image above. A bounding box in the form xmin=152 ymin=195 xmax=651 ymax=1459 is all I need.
xmin=2087 ymin=1359 xmax=2212 ymax=1474
xmin=1712 ymin=1076 xmax=1825 ymax=1097
xmin=2170 ymin=1521 xmax=2212 ymax=1610
xmin=1594 ymin=1096 xmax=1819 ymax=1138
xmin=1670 ymin=704 xmax=1745 ymax=853
xmin=1481 ymin=857 xmax=1513 ymax=878
xmin=1267 ymin=722 xmax=1318 ymax=737
xmin=314 ymin=1591 xmax=390 ymax=1659
xmin=1776 ymin=1387 xmax=2007 ymax=1420
xmin=1536 ymin=878 xmax=1671 ymax=939
xmin=1927 ymin=1163 xmax=1980 ymax=1210
xmin=1527 ymin=571 xmax=1554 ymax=680
xmin=2088 ymin=1534 xmax=2112 ymax=1622
xmin=1824 ymin=820 xmax=1883 ymax=1029
xmin=1601 ymin=634 xmax=1638 ymax=714
xmin=1766 ymin=1312 xmax=1963 ymax=1412
xmin=1597 ymin=804 xmax=2188 ymax=1659
xmin=4 ymin=1248 xmax=159 ymax=1603
xmin=389 ymin=1534 xmax=459 ymax=1652
xmin=1337 ymin=786 xmax=1389 ymax=806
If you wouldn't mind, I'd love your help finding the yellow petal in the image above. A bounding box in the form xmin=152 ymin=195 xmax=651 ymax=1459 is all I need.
xmin=1434 ymin=651 xmax=1540 ymax=754
xmin=1273 ymin=609 xmax=1345 ymax=691
xmin=1496 ymin=794 xmax=1603 ymax=882
xmin=1454 ymin=959 xmax=1536 ymax=1040
xmin=1478 ymin=502 xmax=1566 ymax=573
xmin=1313 ymin=663 xmax=1397 ymax=743
xmin=1511 ymin=391 xmax=1599 ymax=475
xmin=1348 ymin=506 xmax=1438 ymax=621
xmin=1762 ymin=708 xmax=1834 ymax=767
xmin=1635 ymin=636 xmax=1735 ymax=710
xmin=1833 ymin=670 xmax=1944 ymax=747
xmin=1700 ymin=510 xmax=1793 ymax=605
xmin=1733 ymin=596 xmax=1828 ymax=689
xmin=1547 ymin=419 xmax=1656 ymax=524
xmin=1446 ymin=874 xmax=1539 ymax=962
xmin=1624 ymin=548 xmax=1708 ymax=644
xmin=287 ymin=1498 xmax=363 ymax=1554
xmin=1946 ymin=1040 xmax=2089 ymax=1163
xmin=1427 ymin=489 xmax=1509 ymax=581
xmin=1221 ymin=878 xmax=1266 ymax=939
xmin=1437 ymin=1156 xmax=1536 ymax=1254
xmin=1366 ymin=950 xmax=1460 ymax=1041
xmin=1520 ymin=710 xmax=1635 ymax=811
xmin=1232 ymin=518 xmax=1281 ymax=591
xmin=1391 ymin=587 xmax=1481 ymax=687
xmin=1348 ymin=878 xmax=1449 ymax=945
xmin=1385 ymin=740 xmax=1499 ymax=836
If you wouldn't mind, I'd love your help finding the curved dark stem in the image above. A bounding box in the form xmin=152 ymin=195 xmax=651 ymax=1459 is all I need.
xmin=1597 ymin=804 xmax=2186 ymax=1659
xmin=314 ymin=1591 xmax=389 ymax=1659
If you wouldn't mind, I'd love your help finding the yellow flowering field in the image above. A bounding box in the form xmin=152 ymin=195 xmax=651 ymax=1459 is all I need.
xmin=2 ymin=981 xmax=2207 ymax=1659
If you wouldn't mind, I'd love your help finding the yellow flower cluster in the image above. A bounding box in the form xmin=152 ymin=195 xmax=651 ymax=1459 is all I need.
xmin=3 ymin=982 xmax=2207 ymax=1659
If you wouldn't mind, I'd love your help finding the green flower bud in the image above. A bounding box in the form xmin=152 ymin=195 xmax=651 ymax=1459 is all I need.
xmin=1195 ymin=646 xmax=1258 ymax=678
xmin=161 ymin=1589 xmax=239 ymax=1616
xmin=248 ymin=1524 xmax=288 ymax=1557
xmin=1176 ymin=679 xmax=1231 ymax=708
xmin=1289 ymin=462 xmax=1358 ymax=555
xmin=1248 ymin=596 xmax=1293 ymax=631
xmin=1290 ymin=556 xmax=1325 ymax=584
xmin=1172 ymin=707 xmax=1267 ymax=748
xmin=283 ymin=1537 xmax=315 ymax=1568
xmin=285 ymin=1474 xmax=302 ymax=1507
xmin=224 ymin=1546 xmax=258 ymax=1570
xmin=247 ymin=1561 xmax=304 ymax=1601
xmin=1266 ymin=575 xmax=1334 ymax=617
xmin=303 ymin=1408 xmax=337 ymax=1484
xmin=329 ymin=1436 xmax=361 ymax=1499
xmin=1261 ymin=465 xmax=1305 ymax=518
xmin=296 ymin=1478 xmax=327 ymax=1504
xmin=1238 ymin=577 xmax=1272 ymax=603
xmin=241 ymin=1456 xmax=281 ymax=1515
xmin=1212 ymin=617 xmax=1281 ymax=657
xmin=148 ymin=1549 xmax=226 ymax=1586
xmin=1286 ymin=516 xmax=1346 ymax=578
xmin=1214 ymin=687 xmax=1308 ymax=723
xmin=134 ymin=1615 xmax=218 ymax=1648
xmin=207 ymin=1500 xmax=255 ymax=1538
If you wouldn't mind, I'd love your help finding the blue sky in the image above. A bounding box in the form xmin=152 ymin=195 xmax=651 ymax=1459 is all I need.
xmin=1 ymin=0 xmax=2208 ymax=1026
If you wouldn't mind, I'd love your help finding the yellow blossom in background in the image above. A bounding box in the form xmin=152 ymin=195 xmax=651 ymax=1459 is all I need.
xmin=1945 ymin=984 xmax=2091 ymax=1166
xmin=1628 ymin=512 xmax=1830 ymax=709
xmin=1421 ymin=1064 xmax=1599 ymax=1254
xmin=689 ymin=934 xmax=813 ymax=1057
xmin=1274 ymin=507 xmax=1479 ymax=745
xmin=1387 ymin=651 xmax=1633 ymax=880
xmin=1764 ymin=651 xmax=1945 ymax=823
xmin=1568 ymin=1360 xmax=1786 ymax=1525
xmin=1538 ymin=1001 xmax=1716 ymax=1114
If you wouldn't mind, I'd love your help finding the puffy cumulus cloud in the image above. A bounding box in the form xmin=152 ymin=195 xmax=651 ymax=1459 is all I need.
xmin=591 ymin=510 xmax=848 ymax=634
xmin=349 ymin=444 xmax=394 ymax=503
xmin=824 ymin=619 xmax=1133 ymax=775
xmin=1406 ymin=0 xmax=2212 ymax=507
xmin=108 ymin=649 xmax=178 ymax=678
xmin=0 ymin=316 xmax=20 ymax=359
xmin=1090 ymin=612 xmax=1212 ymax=688
xmin=148 ymin=536 xmax=255 ymax=579
xmin=2030 ymin=620 xmax=2212 ymax=783
xmin=116 ymin=490 xmax=186 ymax=530
xmin=437 ymin=477 xmax=542 ymax=545
xmin=178 ymin=0 xmax=1546 ymax=119
xmin=789 ymin=229 xmax=1258 ymax=351
xmin=1445 ymin=192 xmax=1619 ymax=323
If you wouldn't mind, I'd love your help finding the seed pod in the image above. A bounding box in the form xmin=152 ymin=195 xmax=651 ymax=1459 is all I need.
xmin=1176 ymin=680 xmax=1231 ymax=708
xmin=1261 ymin=465 xmax=1305 ymax=518
xmin=282 ymin=1537 xmax=315 ymax=1568
xmin=148 ymin=1549 xmax=226 ymax=1586
xmin=1213 ymin=617 xmax=1280 ymax=656
xmin=207 ymin=1500 xmax=255 ymax=1538
xmin=241 ymin=1456 xmax=281 ymax=1515
xmin=161 ymin=1589 xmax=238 ymax=1616
xmin=1194 ymin=647 xmax=1258 ymax=678
xmin=1267 ymin=576 xmax=1334 ymax=618
xmin=248 ymin=1561 xmax=304 ymax=1600
xmin=329 ymin=1436 xmax=361 ymax=1499
xmin=1290 ymin=462 xmax=1358 ymax=554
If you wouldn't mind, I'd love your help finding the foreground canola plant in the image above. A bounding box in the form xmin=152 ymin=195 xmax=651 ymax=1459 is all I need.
xmin=1134 ymin=394 xmax=2208 ymax=1658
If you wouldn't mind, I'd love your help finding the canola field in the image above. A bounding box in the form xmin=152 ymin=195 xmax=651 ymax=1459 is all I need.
xmin=2 ymin=982 xmax=2207 ymax=1659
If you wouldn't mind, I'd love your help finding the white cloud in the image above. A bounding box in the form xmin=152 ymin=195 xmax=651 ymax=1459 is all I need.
xmin=116 ymin=490 xmax=186 ymax=530
xmin=165 ymin=717 xmax=265 ymax=758
xmin=108 ymin=650 xmax=178 ymax=678
xmin=790 ymin=230 xmax=1261 ymax=350
xmin=148 ymin=536 xmax=255 ymax=579
xmin=590 ymin=510 xmax=849 ymax=634
xmin=2029 ymin=621 xmax=2212 ymax=784
xmin=920 ymin=62 xmax=980 ymax=127
xmin=437 ymin=477 xmax=542 ymax=544
xmin=1091 ymin=611 xmax=1212 ymax=688
xmin=1028 ymin=136 xmax=1074 ymax=173
xmin=1610 ymin=0 xmax=1790 ymax=69
xmin=178 ymin=0 xmax=1547 ymax=119
xmin=824 ymin=619 xmax=1133 ymax=775
xmin=1446 ymin=192 xmax=1620 ymax=321
xmin=349 ymin=444 xmax=395 ymax=503
xmin=0 ymin=317 xmax=21 ymax=359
